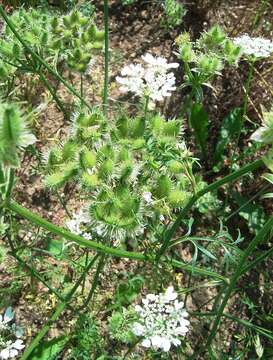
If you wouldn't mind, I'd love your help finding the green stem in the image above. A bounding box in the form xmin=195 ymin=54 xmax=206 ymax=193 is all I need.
xmin=12 ymin=252 xmax=65 ymax=302
xmin=20 ymin=254 xmax=99 ymax=360
xmin=156 ymin=159 xmax=263 ymax=261
xmin=0 ymin=6 xmax=92 ymax=111
xmin=144 ymin=95 xmax=149 ymax=119
xmin=80 ymin=254 xmax=107 ymax=309
xmin=190 ymin=216 xmax=273 ymax=359
xmin=230 ymin=60 xmax=255 ymax=168
xmin=4 ymin=168 xmax=15 ymax=200
xmin=6 ymin=200 xmax=226 ymax=282
xmin=37 ymin=70 xmax=67 ymax=118
xmin=103 ymin=0 xmax=109 ymax=117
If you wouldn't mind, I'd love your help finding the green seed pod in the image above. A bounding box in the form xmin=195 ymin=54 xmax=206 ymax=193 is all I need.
xmin=47 ymin=148 xmax=63 ymax=167
xmin=87 ymin=24 xmax=96 ymax=40
xmin=82 ymin=172 xmax=99 ymax=188
xmin=80 ymin=150 xmax=96 ymax=169
xmin=179 ymin=43 xmax=195 ymax=63
xmin=120 ymin=160 xmax=133 ymax=180
xmin=168 ymin=190 xmax=188 ymax=208
xmin=70 ymin=10 xmax=80 ymax=25
xmin=45 ymin=163 xmax=77 ymax=188
xmin=129 ymin=117 xmax=145 ymax=138
xmin=117 ymin=116 xmax=129 ymax=138
xmin=51 ymin=17 xmax=59 ymax=30
xmin=91 ymin=41 xmax=104 ymax=50
xmin=41 ymin=32 xmax=48 ymax=46
xmin=98 ymin=159 xmax=114 ymax=179
xmin=79 ymin=17 xmax=89 ymax=26
xmin=12 ymin=43 xmax=21 ymax=58
xmin=0 ymin=65 xmax=8 ymax=78
xmin=118 ymin=147 xmax=130 ymax=161
xmin=154 ymin=175 xmax=172 ymax=199
xmin=62 ymin=141 xmax=78 ymax=161
xmin=163 ymin=120 xmax=180 ymax=137
xmin=94 ymin=29 xmax=105 ymax=42
xmin=168 ymin=160 xmax=183 ymax=174
xmin=63 ymin=15 xmax=71 ymax=29
xmin=52 ymin=39 xmax=62 ymax=50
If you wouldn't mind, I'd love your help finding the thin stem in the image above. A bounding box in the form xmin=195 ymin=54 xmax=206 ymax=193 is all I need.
xmin=80 ymin=254 xmax=107 ymax=309
xmin=4 ymin=168 xmax=15 ymax=200
xmin=37 ymin=70 xmax=67 ymax=118
xmin=0 ymin=6 xmax=92 ymax=111
xmin=189 ymin=216 xmax=273 ymax=359
xmin=20 ymin=254 xmax=99 ymax=360
xmin=6 ymin=200 xmax=227 ymax=282
xmin=156 ymin=159 xmax=263 ymax=261
xmin=103 ymin=0 xmax=109 ymax=117
xmin=12 ymin=252 xmax=65 ymax=302
xmin=230 ymin=60 xmax=255 ymax=168
xmin=144 ymin=95 xmax=149 ymax=119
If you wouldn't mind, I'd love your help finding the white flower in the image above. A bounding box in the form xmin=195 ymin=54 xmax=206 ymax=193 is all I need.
xmin=116 ymin=64 xmax=145 ymax=96
xmin=142 ymin=191 xmax=153 ymax=204
xmin=142 ymin=53 xmax=179 ymax=70
xmin=132 ymin=286 xmax=190 ymax=353
xmin=0 ymin=308 xmax=13 ymax=331
xmin=0 ymin=340 xmax=24 ymax=360
xmin=116 ymin=53 xmax=179 ymax=107
xmin=65 ymin=207 xmax=91 ymax=240
xmin=233 ymin=34 xmax=273 ymax=58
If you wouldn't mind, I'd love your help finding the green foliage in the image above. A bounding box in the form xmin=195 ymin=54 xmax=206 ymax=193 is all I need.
xmin=68 ymin=314 xmax=103 ymax=359
xmin=31 ymin=336 xmax=69 ymax=360
xmin=214 ymin=108 xmax=242 ymax=166
xmin=163 ymin=0 xmax=186 ymax=28
xmin=108 ymin=308 xmax=135 ymax=344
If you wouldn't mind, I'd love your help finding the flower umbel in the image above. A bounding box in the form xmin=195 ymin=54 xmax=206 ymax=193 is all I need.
xmin=132 ymin=286 xmax=190 ymax=352
xmin=233 ymin=34 xmax=273 ymax=59
xmin=116 ymin=53 xmax=179 ymax=107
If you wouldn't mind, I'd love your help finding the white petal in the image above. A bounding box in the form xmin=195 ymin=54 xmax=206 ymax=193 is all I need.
xmin=0 ymin=349 xmax=10 ymax=360
xmin=151 ymin=335 xmax=163 ymax=347
xmin=141 ymin=339 xmax=151 ymax=348
xmin=4 ymin=307 xmax=14 ymax=323
xmin=12 ymin=340 xmax=25 ymax=350
xmin=162 ymin=338 xmax=171 ymax=352
xmin=9 ymin=349 xmax=18 ymax=358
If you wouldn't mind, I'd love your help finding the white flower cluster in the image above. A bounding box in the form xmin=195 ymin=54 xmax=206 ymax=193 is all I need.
xmin=116 ymin=53 xmax=179 ymax=107
xmin=65 ymin=208 xmax=92 ymax=240
xmin=0 ymin=308 xmax=24 ymax=360
xmin=132 ymin=286 xmax=190 ymax=352
xmin=233 ymin=34 xmax=273 ymax=58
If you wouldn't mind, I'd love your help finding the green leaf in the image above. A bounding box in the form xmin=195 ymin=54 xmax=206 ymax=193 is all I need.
xmin=189 ymin=103 xmax=208 ymax=155
xmin=214 ymin=107 xmax=242 ymax=165
xmin=31 ymin=336 xmax=69 ymax=360
xmin=45 ymin=237 xmax=64 ymax=258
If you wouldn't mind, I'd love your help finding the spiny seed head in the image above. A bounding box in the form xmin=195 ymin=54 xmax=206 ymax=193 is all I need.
xmin=80 ymin=150 xmax=97 ymax=169
xmin=154 ymin=175 xmax=172 ymax=199
xmin=168 ymin=190 xmax=188 ymax=208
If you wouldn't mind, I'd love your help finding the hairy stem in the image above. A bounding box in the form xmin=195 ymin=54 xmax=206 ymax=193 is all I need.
xmin=6 ymin=200 xmax=227 ymax=282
